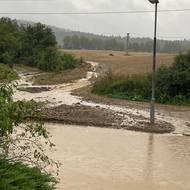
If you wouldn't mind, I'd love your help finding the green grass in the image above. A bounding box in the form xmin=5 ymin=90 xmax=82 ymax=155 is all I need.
xmin=92 ymin=72 xmax=190 ymax=106
xmin=0 ymin=64 xmax=19 ymax=82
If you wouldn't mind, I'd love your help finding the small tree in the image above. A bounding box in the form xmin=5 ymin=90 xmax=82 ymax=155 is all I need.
xmin=0 ymin=17 xmax=21 ymax=66
xmin=20 ymin=23 xmax=57 ymax=67
xmin=0 ymin=83 xmax=59 ymax=176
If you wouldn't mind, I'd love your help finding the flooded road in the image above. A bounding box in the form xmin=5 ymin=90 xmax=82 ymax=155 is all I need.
xmin=47 ymin=123 xmax=190 ymax=190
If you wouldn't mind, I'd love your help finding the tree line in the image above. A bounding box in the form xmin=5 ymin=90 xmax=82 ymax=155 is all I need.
xmin=0 ymin=17 xmax=77 ymax=72
xmin=63 ymin=35 xmax=124 ymax=51
xmin=63 ymin=35 xmax=190 ymax=53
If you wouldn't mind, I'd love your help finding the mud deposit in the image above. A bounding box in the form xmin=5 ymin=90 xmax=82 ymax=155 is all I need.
xmin=43 ymin=104 xmax=174 ymax=133
xmin=43 ymin=104 xmax=123 ymax=128
xmin=17 ymin=86 xmax=52 ymax=93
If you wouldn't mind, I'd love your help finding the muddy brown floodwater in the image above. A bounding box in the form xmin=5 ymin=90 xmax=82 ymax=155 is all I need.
xmin=47 ymin=123 xmax=190 ymax=190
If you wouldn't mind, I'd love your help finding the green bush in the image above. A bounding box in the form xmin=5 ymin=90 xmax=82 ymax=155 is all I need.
xmin=60 ymin=53 xmax=76 ymax=70
xmin=37 ymin=49 xmax=60 ymax=72
xmin=92 ymin=73 xmax=151 ymax=102
xmin=0 ymin=159 xmax=57 ymax=190
xmin=154 ymin=52 xmax=190 ymax=104
xmin=0 ymin=64 xmax=18 ymax=82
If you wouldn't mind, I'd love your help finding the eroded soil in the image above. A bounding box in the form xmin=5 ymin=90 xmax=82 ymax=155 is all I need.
xmin=43 ymin=104 xmax=174 ymax=133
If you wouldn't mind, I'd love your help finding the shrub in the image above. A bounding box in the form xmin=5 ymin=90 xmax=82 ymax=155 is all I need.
xmin=92 ymin=72 xmax=151 ymax=102
xmin=60 ymin=53 xmax=76 ymax=70
xmin=155 ymin=51 xmax=190 ymax=101
xmin=0 ymin=64 xmax=18 ymax=82
xmin=37 ymin=49 xmax=60 ymax=72
xmin=0 ymin=159 xmax=57 ymax=190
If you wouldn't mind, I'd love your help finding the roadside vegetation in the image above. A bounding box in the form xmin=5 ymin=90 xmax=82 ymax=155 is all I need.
xmin=92 ymin=51 xmax=190 ymax=106
xmin=0 ymin=18 xmax=62 ymax=189
xmin=0 ymin=84 xmax=58 ymax=189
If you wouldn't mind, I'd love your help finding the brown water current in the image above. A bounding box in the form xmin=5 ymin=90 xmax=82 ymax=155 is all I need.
xmin=47 ymin=123 xmax=190 ymax=190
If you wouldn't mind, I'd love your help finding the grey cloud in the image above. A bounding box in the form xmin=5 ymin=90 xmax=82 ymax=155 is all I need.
xmin=0 ymin=0 xmax=190 ymax=39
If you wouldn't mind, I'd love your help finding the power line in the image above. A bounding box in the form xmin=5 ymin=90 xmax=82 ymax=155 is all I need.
xmin=0 ymin=0 xmax=50 ymax=2
xmin=1 ymin=8 xmax=190 ymax=15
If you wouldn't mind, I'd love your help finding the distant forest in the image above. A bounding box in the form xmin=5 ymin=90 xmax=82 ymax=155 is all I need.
xmin=17 ymin=20 xmax=190 ymax=53
xmin=62 ymin=35 xmax=190 ymax=53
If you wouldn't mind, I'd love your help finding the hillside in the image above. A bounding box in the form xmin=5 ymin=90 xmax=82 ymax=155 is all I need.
xmin=17 ymin=19 xmax=190 ymax=53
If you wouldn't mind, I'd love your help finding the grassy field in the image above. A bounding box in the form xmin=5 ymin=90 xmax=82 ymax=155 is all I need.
xmin=63 ymin=49 xmax=175 ymax=75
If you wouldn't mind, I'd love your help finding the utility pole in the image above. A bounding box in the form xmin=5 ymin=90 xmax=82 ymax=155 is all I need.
xmin=126 ymin=33 xmax=130 ymax=55
xmin=148 ymin=0 xmax=159 ymax=125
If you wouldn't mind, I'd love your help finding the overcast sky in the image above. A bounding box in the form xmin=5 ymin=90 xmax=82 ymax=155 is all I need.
xmin=0 ymin=0 xmax=190 ymax=39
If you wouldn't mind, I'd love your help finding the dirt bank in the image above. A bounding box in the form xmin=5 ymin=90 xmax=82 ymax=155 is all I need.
xmin=33 ymin=62 xmax=92 ymax=85
xmin=72 ymin=86 xmax=190 ymax=121
xmin=17 ymin=86 xmax=52 ymax=93
xmin=42 ymin=104 xmax=174 ymax=133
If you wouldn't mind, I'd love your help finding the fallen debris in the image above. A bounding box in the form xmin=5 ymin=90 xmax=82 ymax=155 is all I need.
xmin=42 ymin=104 xmax=175 ymax=133
xmin=17 ymin=86 xmax=52 ymax=93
